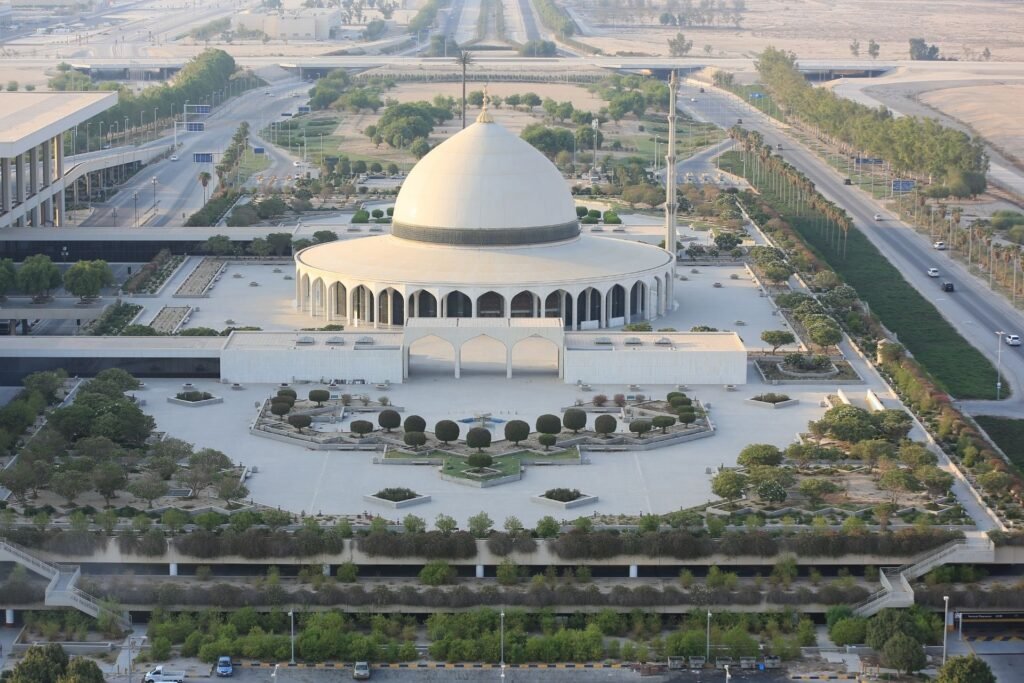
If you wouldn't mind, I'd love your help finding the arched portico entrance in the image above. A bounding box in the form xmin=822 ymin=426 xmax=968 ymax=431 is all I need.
xmin=510 ymin=335 xmax=560 ymax=376
xmin=406 ymin=334 xmax=456 ymax=377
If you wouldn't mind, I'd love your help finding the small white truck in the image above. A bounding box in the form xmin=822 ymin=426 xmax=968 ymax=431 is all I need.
xmin=144 ymin=666 xmax=186 ymax=682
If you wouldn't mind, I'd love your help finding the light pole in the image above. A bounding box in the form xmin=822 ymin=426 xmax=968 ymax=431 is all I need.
xmin=151 ymin=176 xmax=157 ymax=208
xmin=288 ymin=610 xmax=295 ymax=664
xmin=995 ymin=331 xmax=1005 ymax=400
xmin=942 ymin=595 xmax=949 ymax=665
xmin=132 ymin=191 xmax=138 ymax=228
xmin=500 ymin=609 xmax=505 ymax=680
xmin=706 ymin=610 xmax=711 ymax=662
xmin=591 ymin=118 xmax=599 ymax=177
xmin=86 ymin=122 xmax=91 ymax=153
xmin=725 ymin=664 xmax=731 ymax=682
xmin=154 ymin=107 xmax=159 ymax=143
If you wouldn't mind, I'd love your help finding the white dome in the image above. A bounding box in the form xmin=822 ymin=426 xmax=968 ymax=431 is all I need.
xmin=391 ymin=117 xmax=578 ymax=245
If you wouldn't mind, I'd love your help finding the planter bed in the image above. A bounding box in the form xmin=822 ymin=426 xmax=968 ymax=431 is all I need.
xmin=166 ymin=395 xmax=223 ymax=407
xmin=362 ymin=493 xmax=431 ymax=509
xmin=755 ymin=358 xmax=863 ymax=384
xmin=531 ymin=492 xmax=599 ymax=509
xmin=745 ymin=397 xmax=800 ymax=409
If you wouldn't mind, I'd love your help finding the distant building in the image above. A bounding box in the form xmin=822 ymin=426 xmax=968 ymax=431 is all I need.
xmin=233 ymin=9 xmax=340 ymax=41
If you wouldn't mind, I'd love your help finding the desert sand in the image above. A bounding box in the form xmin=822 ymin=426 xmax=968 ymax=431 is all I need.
xmin=919 ymin=84 xmax=1024 ymax=164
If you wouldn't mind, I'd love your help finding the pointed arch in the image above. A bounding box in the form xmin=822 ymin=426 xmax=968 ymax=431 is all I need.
xmin=459 ymin=334 xmax=509 ymax=377
xmin=409 ymin=289 xmax=438 ymax=318
xmin=476 ymin=290 xmax=505 ymax=318
xmin=510 ymin=290 xmax=538 ymax=317
xmin=445 ymin=290 xmax=472 ymax=317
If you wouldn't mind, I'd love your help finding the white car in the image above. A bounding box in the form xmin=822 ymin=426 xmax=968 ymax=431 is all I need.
xmin=873 ymin=213 xmax=882 ymax=221
xmin=927 ymin=268 xmax=940 ymax=277
xmin=1007 ymin=334 xmax=1021 ymax=347
xmin=170 ymin=154 xmax=178 ymax=161
xmin=933 ymin=241 xmax=947 ymax=250
xmin=293 ymin=160 xmax=301 ymax=167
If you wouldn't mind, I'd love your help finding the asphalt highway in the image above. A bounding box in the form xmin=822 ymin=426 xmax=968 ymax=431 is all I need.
xmin=679 ymin=85 xmax=1024 ymax=414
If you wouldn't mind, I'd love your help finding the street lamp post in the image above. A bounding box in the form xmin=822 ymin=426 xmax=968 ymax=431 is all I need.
xmin=942 ymin=595 xmax=949 ymax=665
xmin=154 ymin=107 xmax=159 ymax=143
xmin=86 ymin=122 xmax=91 ymax=153
xmin=132 ymin=191 xmax=138 ymax=228
xmin=995 ymin=331 xmax=1005 ymax=400
xmin=151 ymin=176 xmax=157 ymax=208
xmin=500 ymin=609 xmax=505 ymax=680
xmin=288 ymin=610 xmax=295 ymax=664
xmin=706 ymin=610 xmax=711 ymax=662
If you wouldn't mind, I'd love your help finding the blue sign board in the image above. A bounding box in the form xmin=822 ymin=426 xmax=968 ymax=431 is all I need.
xmin=193 ymin=153 xmax=214 ymax=163
xmin=193 ymin=104 xmax=212 ymax=114
xmin=855 ymin=157 xmax=884 ymax=165
xmin=185 ymin=122 xmax=205 ymax=132
xmin=252 ymin=146 xmax=265 ymax=155
xmin=750 ymin=92 xmax=764 ymax=99
xmin=892 ymin=179 xmax=916 ymax=193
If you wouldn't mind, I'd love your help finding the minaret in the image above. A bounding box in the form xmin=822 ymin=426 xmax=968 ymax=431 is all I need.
xmin=664 ymin=70 xmax=679 ymax=260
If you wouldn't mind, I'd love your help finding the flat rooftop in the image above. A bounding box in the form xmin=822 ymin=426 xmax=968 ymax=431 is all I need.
xmin=0 ymin=92 xmax=118 ymax=158
xmin=406 ymin=317 xmax=564 ymax=330
xmin=223 ymin=330 xmax=403 ymax=349
xmin=0 ymin=335 xmax=226 ymax=356
xmin=564 ymin=331 xmax=746 ymax=352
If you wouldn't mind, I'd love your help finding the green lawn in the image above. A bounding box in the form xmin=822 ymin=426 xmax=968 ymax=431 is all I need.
xmin=720 ymin=151 xmax=1003 ymax=400
xmin=973 ymin=417 xmax=1024 ymax=471
xmin=442 ymin=456 xmax=521 ymax=480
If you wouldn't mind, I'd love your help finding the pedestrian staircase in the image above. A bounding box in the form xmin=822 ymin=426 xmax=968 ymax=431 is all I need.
xmin=852 ymin=535 xmax=996 ymax=616
xmin=0 ymin=539 xmax=130 ymax=628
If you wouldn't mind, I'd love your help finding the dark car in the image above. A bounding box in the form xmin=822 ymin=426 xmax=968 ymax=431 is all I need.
xmin=736 ymin=118 xmax=743 ymax=124
xmin=941 ymin=281 xmax=955 ymax=292
xmin=843 ymin=178 xmax=853 ymax=185
xmin=699 ymin=87 xmax=705 ymax=93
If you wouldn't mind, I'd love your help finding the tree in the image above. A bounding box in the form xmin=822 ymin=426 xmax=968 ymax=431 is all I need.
xmin=879 ymin=469 xmax=920 ymax=504
xmin=466 ymin=452 xmax=493 ymax=469
xmin=652 ymin=415 xmax=676 ymax=433
xmin=50 ymin=470 xmax=89 ymax=505
xmin=761 ymin=261 xmax=793 ymax=287
xmin=535 ymin=515 xmax=560 ymax=538
xmin=737 ymin=444 xmax=783 ymax=467
xmin=308 ymin=389 xmax=329 ymax=406
xmin=849 ymin=38 xmax=860 ymax=57
xmin=59 ymin=656 xmax=105 ymax=683
xmin=538 ymin=434 xmax=557 ymax=451
xmin=830 ymin=617 xmax=867 ymax=646
xmin=760 ymin=329 xmax=795 ymax=354
xmin=403 ymin=514 xmax=426 ymax=534
xmin=908 ymin=38 xmax=940 ymax=60
xmin=410 ymin=137 xmax=431 ymax=159
xmin=563 ymin=408 xmax=587 ymax=434
xmin=866 ymin=609 xmax=921 ymax=650
xmin=628 ymin=419 xmax=652 ymax=438
xmin=467 ymin=511 xmax=493 ymax=538
xmin=288 ymin=414 xmax=312 ymax=433
xmin=127 ymin=475 xmax=169 ymax=508
xmin=936 ymin=656 xmax=996 ymax=683
xmin=419 ymin=560 xmax=456 ymax=585
xmin=536 ymin=414 xmax=561 ymax=436
xmin=378 ymin=409 xmax=400 ymax=432
xmin=403 ymin=431 xmax=426 ymax=451
xmin=198 ymin=171 xmax=212 ymax=204
xmin=668 ymin=32 xmax=693 ymax=57
xmin=350 ymin=420 xmax=373 ymax=437
xmin=435 ymin=419 xmax=460 ymax=445
xmin=594 ymin=414 xmax=617 ymax=437
xmin=17 ymin=254 xmax=62 ymax=299
xmin=867 ymin=39 xmax=880 ymax=59
xmin=434 ymin=514 xmax=457 ymax=535
xmin=91 ymin=462 xmax=126 ymax=507
xmin=455 ymin=50 xmax=474 ymax=129
xmin=404 ymin=415 xmax=426 ymax=433
xmin=0 ymin=258 xmax=17 ymax=297
xmin=63 ymin=260 xmax=114 ymax=300
xmin=180 ymin=448 xmax=229 ymax=497
xmin=466 ymin=427 xmax=491 ymax=452
xmin=504 ymin=419 xmax=529 ymax=445
xmin=270 ymin=401 xmax=290 ymax=420
xmin=798 ymin=478 xmax=838 ymax=505
xmin=10 ymin=643 xmax=68 ymax=683
xmin=881 ymin=633 xmax=926 ymax=674
xmin=711 ymin=470 xmax=747 ymax=500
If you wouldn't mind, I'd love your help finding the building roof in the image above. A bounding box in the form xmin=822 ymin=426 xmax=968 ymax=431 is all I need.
xmin=390 ymin=118 xmax=577 ymax=243
xmin=564 ymin=331 xmax=746 ymax=352
xmin=295 ymin=233 xmax=673 ymax=288
xmin=0 ymin=92 xmax=118 ymax=158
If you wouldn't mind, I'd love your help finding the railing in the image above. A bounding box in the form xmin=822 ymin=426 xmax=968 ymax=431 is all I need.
xmin=0 ymin=539 xmax=59 ymax=578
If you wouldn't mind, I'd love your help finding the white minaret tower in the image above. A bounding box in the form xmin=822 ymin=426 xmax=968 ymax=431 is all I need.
xmin=664 ymin=71 xmax=679 ymax=262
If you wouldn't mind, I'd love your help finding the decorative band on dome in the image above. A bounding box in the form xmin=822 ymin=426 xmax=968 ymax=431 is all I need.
xmin=392 ymin=220 xmax=581 ymax=246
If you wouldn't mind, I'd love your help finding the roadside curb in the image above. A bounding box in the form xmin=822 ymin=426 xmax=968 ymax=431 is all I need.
xmin=238 ymin=661 xmax=627 ymax=670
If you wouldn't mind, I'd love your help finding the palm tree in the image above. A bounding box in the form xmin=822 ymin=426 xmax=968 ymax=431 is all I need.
xmin=198 ymin=171 xmax=211 ymax=205
xmin=454 ymin=50 xmax=473 ymax=129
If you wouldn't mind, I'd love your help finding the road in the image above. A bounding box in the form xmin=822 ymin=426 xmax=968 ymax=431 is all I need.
xmin=679 ymin=85 xmax=1024 ymax=415
xmin=80 ymin=78 xmax=310 ymax=228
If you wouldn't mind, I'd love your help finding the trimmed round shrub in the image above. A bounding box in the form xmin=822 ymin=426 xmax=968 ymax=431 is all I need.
xmin=628 ymin=419 xmax=652 ymax=438
xmin=434 ymin=419 xmax=460 ymax=445
xmin=350 ymin=420 xmax=374 ymax=436
xmin=277 ymin=388 xmax=297 ymax=400
xmin=536 ymin=414 xmax=561 ymax=435
xmin=594 ymin=414 xmax=617 ymax=437
xmin=176 ymin=390 xmax=213 ymax=402
xmin=378 ymin=409 xmax=401 ymax=432
xmin=538 ymin=433 xmax=557 ymax=450
xmin=270 ymin=402 xmax=291 ymax=419
xmin=466 ymin=427 xmax=491 ymax=452
xmin=592 ymin=394 xmax=608 ymax=407
xmin=563 ymin=408 xmax=587 ymax=434
xmin=404 ymin=414 xmax=426 ymax=433
xmin=308 ymin=389 xmax=330 ymax=406
xmin=652 ymin=415 xmax=676 ymax=433
xmin=466 ymin=452 xmax=493 ymax=469
xmin=403 ymin=431 xmax=427 ymax=450
xmin=288 ymin=414 xmax=312 ymax=432
xmin=504 ymin=419 xmax=529 ymax=445
xmin=666 ymin=391 xmax=685 ymax=402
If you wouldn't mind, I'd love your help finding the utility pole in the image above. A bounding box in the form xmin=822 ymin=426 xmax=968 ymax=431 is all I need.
xmin=664 ymin=71 xmax=679 ymax=262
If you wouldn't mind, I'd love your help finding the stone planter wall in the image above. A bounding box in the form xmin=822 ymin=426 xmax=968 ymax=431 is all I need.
xmin=744 ymin=398 xmax=800 ymax=409
xmin=531 ymin=493 xmax=599 ymax=509
xmin=362 ymin=493 xmax=431 ymax=509
xmin=439 ymin=470 xmax=523 ymax=488
xmin=166 ymin=396 xmax=223 ymax=407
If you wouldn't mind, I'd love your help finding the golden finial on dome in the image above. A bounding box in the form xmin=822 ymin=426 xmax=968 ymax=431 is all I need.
xmin=476 ymin=84 xmax=494 ymax=123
